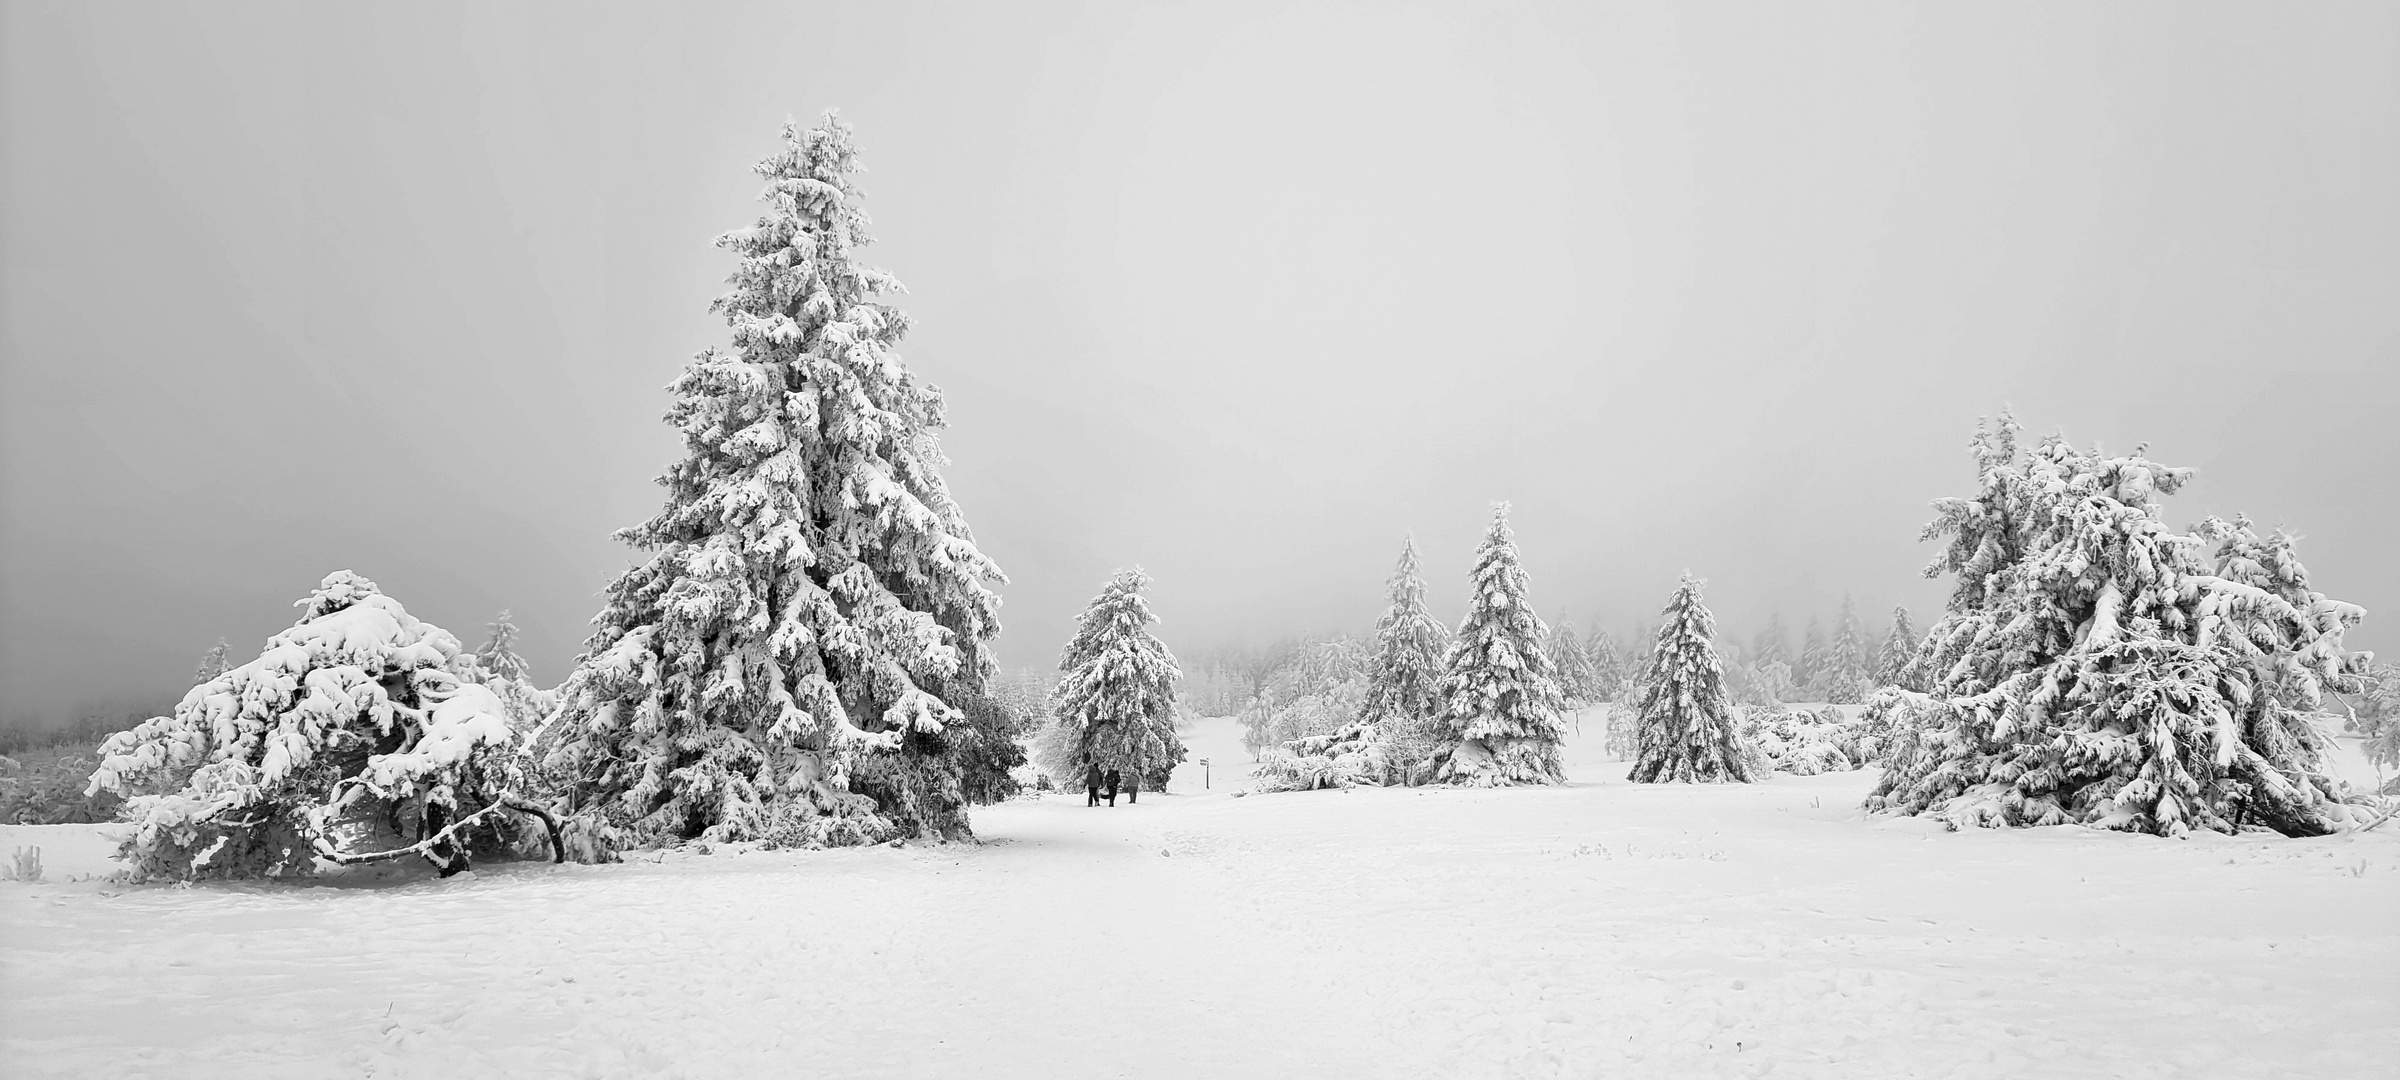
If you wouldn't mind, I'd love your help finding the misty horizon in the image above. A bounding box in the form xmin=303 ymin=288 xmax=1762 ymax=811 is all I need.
xmin=5 ymin=2 xmax=2395 ymax=730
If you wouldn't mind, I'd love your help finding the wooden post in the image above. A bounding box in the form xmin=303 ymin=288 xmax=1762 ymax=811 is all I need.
xmin=1199 ymin=757 xmax=1211 ymax=789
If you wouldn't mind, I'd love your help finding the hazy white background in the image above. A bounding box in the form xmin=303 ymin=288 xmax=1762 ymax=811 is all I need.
xmin=4 ymin=1 xmax=2394 ymax=727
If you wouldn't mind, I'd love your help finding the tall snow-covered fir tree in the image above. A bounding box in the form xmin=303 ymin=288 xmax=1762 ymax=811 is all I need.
xmin=1821 ymin=596 xmax=1871 ymax=704
xmin=1055 ymin=570 xmax=1186 ymax=794
xmin=192 ymin=638 xmax=232 ymax=685
xmin=1359 ymin=535 xmax=1449 ymax=749
xmin=536 ymin=114 xmax=1012 ymax=847
xmin=1628 ymin=575 xmax=1756 ymax=784
xmin=1432 ymin=504 xmax=1569 ymax=786
xmin=1866 ymin=413 xmax=2370 ymax=836
xmin=1874 ymin=606 xmax=1919 ymax=690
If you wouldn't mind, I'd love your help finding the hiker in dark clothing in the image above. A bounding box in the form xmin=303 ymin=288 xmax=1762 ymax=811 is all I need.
xmin=1104 ymin=769 xmax=1122 ymax=807
xmin=1085 ymin=762 xmax=1104 ymax=807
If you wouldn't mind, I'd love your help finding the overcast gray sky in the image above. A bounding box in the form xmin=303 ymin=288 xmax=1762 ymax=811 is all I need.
xmin=3 ymin=1 xmax=2395 ymax=727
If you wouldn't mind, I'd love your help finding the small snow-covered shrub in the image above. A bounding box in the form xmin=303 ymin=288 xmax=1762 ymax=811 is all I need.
xmin=2346 ymin=662 xmax=2400 ymax=797
xmin=1252 ymin=720 xmax=1396 ymax=793
xmin=0 ymin=743 xmax=120 ymax=825
xmin=1738 ymin=706 xmax=1863 ymax=776
xmin=1027 ymin=717 xmax=1088 ymax=793
xmin=3 ymin=845 xmax=41 ymax=882
xmin=88 ymin=572 xmax=550 ymax=880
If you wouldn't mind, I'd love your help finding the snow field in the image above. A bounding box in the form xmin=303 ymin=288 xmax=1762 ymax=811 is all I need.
xmin=2 ymin=710 xmax=2394 ymax=1079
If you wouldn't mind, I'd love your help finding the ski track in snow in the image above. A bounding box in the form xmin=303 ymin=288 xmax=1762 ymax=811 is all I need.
xmin=3 ymin=714 xmax=2395 ymax=1079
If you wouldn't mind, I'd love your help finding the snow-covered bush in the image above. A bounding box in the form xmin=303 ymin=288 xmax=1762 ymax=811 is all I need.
xmin=1026 ymin=716 xmax=1087 ymax=792
xmin=1429 ymin=504 xmax=1569 ymax=786
xmin=1266 ymin=677 xmax=1367 ymax=747
xmin=1056 ymin=570 xmax=1186 ymax=795
xmin=535 ymin=115 xmax=1011 ymax=849
xmin=1252 ymin=720 xmax=1399 ymax=793
xmin=0 ymin=744 xmax=118 ymax=825
xmin=2342 ymin=661 xmax=2400 ymax=798
xmin=1738 ymin=706 xmax=1861 ymax=776
xmin=87 ymin=572 xmax=548 ymax=880
xmin=3 ymin=846 xmax=41 ymax=882
xmin=1868 ymin=414 xmax=2371 ymax=836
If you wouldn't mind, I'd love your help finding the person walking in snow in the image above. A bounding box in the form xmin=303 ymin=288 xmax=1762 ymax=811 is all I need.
xmin=1104 ymin=768 xmax=1123 ymax=807
xmin=1085 ymin=762 xmax=1104 ymax=807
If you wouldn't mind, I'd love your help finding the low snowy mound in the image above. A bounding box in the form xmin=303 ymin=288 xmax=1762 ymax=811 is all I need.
xmin=87 ymin=572 xmax=558 ymax=880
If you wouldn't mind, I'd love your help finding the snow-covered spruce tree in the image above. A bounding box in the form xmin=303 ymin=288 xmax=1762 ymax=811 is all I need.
xmin=1874 ymin=606 xmax=1919 ymax=691
xmin=1548 ymin=623 xmax=1598 ymax=708
xmin=88 ymin=572 xmax=548 ymax=879
xmin=536 ymin=114 xmax=1011 ymax=848
xmin=1753 ymin=614 xmax=1791 ymax=671
xmin=1627 ymin=574 xmax=1757 ymax=783
xmin=1796 ymin=617 xmax=1829 ymax=699
xmin=1821 ymin=596 xmax=1872 ymax=704
xmin=1359 ymin=536 xmax=1451 ymax=773
xmin=1866 ymin=415 xmax=2370 ymax=836
xmin=192 ymin=639 xmax=232 ymax=685
xmin=1264 ymin=637 xmax=1370 ymax=746
xmin=1737 ymin=659 xmax=1795 ymax=708
xmin=1056 ymin=570 xmax=1186 ymax=796
xmin=1431 ymin=504 xmax=1569 ymax=786
xmin=470 ymin=610 xmax=553 ymax=732
xmin=1583 ymin=624 xmax=1624 ymax=704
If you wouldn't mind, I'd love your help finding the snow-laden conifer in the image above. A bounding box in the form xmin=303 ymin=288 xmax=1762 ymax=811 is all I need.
xmin=1820 ymin=597 xmax=1871 ymax=704
xmin=1361 ymin=537 xmax=1447 ymax=731
xmin=537 ymin=114 xmax=1009 ymax=847
xmin=89 ymin=572 xmax=545 ymax=879
xmin=1431 ymin=504 xmax=1568 ymax=786
xmin=1874 ymin=606 xmax=1919 ymax=690
xmin=1796 ymin=617 xmax=1829 ymax=698
xmin=471 ymin=610 xmax=553 ymax=732
xmin=1357 ymin=536 xmax=1449 ymax=772
xmin=1055 ymin=570 xmax=1186 ymax=795
xmin=476 ymin=610 xmax=532 ymax=685
xmin=1548 ymin=623 xmax=1599 ymax=708
xmin=1752 ymin=614 xmax=1791 ymax=672
xmin=1736 ymin=659 xmax=1795 ymax=707
xmin=192 ymin=639 xmax=232 ymax=685
xmin=1627 ymin=575 xmax=1757 ymax=784
xmin=1867 ymin=414 xmax=2370 ymax=836
xmin=1583 ymin=625 xmax=1625 ymax=704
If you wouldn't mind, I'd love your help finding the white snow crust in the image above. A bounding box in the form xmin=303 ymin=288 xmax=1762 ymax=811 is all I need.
xmin=3 ymin=717 xmax=2394 ymax=1078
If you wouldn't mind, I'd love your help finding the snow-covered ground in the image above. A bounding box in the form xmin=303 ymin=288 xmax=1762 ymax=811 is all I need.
xmin=3 ymin=713 xmax=2394 ymax=1079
